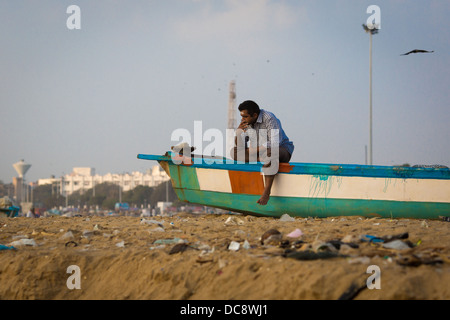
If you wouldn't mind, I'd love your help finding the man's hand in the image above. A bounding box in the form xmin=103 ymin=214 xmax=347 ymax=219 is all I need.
xmin=237 ymin=119 xmax=249 ymax=131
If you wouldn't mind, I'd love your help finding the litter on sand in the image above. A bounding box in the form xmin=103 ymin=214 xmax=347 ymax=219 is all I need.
xmin=228 ymin=241 xmax=240 ymax=251
xmin=154 ymin=238 xmax=186 ymax=245
xmin=260 ymin=229 xmax=282 ymax=245
xmin=286 ymin=250 xmax=343 ymax=260
xmin=279 ymin=214 xmax=295 ymax=222
xmin=0 ymin=244 xmax=16 ymax=250
xmin=8 ymin=239 xmax=37 ymax=247
xmin=286 ymin=228 xmax=303 ymax=238
xmin=169 ymin=243 xmax=190 ymax=255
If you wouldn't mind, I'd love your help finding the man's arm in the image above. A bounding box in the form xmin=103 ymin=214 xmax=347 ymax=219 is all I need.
xmin=264 ymin=116 xmax=281 ymax=150
xmin=234 ymin=119 xmax=249 ymax=146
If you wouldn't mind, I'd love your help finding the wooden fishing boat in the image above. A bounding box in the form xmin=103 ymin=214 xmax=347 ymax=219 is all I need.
xmin=137 ymin=152 xmax=450 ymax=219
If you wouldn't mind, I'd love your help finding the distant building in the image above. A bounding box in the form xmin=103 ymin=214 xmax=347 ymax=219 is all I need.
xmin=38 ymin=166 xmax=169 ymax=196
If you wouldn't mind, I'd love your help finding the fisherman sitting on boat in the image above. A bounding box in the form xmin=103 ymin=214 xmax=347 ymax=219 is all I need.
xmin=232 ymin=100 xmax=294 ymax=205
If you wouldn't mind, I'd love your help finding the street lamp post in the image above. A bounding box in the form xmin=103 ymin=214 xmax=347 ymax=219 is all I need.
xmin=363 ymin=24 xmax=379 ymax=165
xmin=119 ymin=176 xmax=122 ymax=204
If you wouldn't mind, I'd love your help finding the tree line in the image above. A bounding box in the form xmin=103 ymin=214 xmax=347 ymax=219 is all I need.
xmin=0 ymin=180 xmax=179 ymax=211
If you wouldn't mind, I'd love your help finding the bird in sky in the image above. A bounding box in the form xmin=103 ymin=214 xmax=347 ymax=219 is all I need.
xmin=401 ymin=49 xmax=434 ymax=56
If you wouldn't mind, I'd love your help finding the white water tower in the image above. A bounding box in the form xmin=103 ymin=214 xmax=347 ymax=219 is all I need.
xmin=13 ymin=159 xmax=31 ymax=179
xmin=12 ymin=159 xmax=31 ymax=203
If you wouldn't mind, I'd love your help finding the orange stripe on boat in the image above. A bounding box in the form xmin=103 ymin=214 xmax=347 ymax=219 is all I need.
xmin=279 ymin=163 xmax=294 ymax=173
xmin=228 ymin=170 xmax=265 ymax=195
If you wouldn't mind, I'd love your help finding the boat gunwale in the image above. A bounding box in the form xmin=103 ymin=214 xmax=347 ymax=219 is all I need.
xmin=137 ymin=153 xmax=450 ymax=180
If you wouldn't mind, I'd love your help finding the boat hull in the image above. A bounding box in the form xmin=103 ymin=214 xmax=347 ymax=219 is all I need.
xmin=138 ymin=153 xmax=450 ymax=219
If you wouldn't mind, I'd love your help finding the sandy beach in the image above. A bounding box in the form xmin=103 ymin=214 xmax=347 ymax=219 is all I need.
xmin=0 ymin=213 xmax=449 ymax=300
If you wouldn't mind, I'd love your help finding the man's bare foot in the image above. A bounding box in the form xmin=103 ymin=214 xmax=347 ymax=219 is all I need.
xmin=257 ymin=193 xmax=270 ymax=205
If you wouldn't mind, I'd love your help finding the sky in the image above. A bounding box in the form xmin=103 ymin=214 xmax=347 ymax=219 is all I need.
xmin=1 ymin=0 xmax=449 ymax=183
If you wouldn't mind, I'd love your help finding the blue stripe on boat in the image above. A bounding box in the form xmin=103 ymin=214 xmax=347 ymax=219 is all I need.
xmin=137 ymin=153 xmax=450 ymax=180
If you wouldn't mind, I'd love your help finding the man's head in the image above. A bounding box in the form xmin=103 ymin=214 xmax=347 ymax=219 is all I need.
xmin=238 ymin=100 xmax=260 ymax=125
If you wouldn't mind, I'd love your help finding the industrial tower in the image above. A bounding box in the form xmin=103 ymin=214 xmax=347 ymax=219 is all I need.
xmin=227 ymin=80 xmax=236 ymax=158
